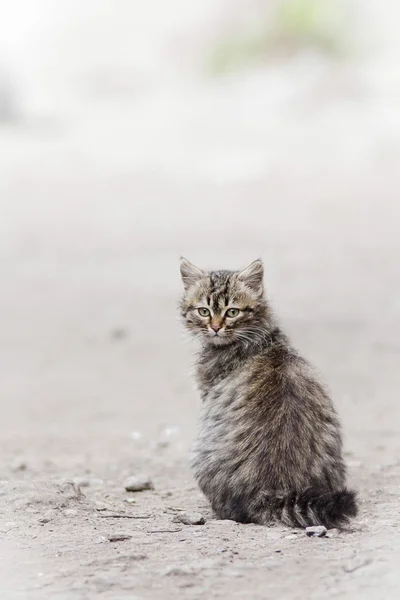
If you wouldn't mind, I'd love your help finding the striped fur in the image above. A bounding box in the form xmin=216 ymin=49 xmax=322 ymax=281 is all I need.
xmin=180 ymin=258 xmax=358 ymax=528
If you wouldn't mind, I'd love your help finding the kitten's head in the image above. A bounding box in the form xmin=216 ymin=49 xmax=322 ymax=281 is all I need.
xmin=179 ymin=258 xmax=268 ymax=346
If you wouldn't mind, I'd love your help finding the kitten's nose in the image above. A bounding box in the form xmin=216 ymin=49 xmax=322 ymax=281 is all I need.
xmin=211 ymin=324 xmax=221 ymax=333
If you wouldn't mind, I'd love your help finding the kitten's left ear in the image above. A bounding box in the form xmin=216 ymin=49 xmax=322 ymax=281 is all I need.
xmin=180 ymin=257 xmax=205 ymax=291
xmin=238 ymin=259 xmax=264 ymax=296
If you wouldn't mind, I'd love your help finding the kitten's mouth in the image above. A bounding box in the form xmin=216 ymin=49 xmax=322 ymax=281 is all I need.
xmin=206 ymin=331 xmax=232 ymax=346
xmin=208 ymin=330 xmax=223 ymax=339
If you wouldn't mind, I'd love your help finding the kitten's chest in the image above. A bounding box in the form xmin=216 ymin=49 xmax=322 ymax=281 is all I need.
xmin=195 ymin=371 xmax=249 ymax=444
xmin=190 ymin=370 xmax=262 ymax=486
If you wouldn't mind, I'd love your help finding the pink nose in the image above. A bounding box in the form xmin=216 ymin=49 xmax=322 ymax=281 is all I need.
xmin=211 ymin=324 xmax=221 ymax=332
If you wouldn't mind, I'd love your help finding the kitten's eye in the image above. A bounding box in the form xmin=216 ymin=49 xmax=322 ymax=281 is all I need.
xmin=226 ymin=308 xmax=240 ymax=318
xmin=198 ymin=307 xmax=210 ymax=317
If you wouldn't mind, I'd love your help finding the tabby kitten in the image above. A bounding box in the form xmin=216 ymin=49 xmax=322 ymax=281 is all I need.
xmin=180 ymin=258 xmax=357 ymax=528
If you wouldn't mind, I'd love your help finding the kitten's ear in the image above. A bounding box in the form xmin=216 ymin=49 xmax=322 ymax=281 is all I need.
xmin=180 ymin=257 xmax=205 ymax=291
xmin=238 ymin=259 xmax=264 ymax=296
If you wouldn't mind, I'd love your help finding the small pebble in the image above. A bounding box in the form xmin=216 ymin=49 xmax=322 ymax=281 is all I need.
xmin=111 ymin=328 xmax=129 ymax=340
xmin=326 ymin=528 xmax=339 ymax=538
xmin=161 ymin=426 xmax=180 ymax=439
xmin=94 ymin=501 xmax=114 ymax=511
xmin=12 ymin=461 xmax=28 ymax=472
xmin=124 ymin=475 xmax=154 ymax=492
xmin=72 ymin=477 xmax=91 ymax=488
xmin=173 ymin=511 xmax=205 ymax=526
xmin=108 ymin=533 xmax=132 ymax=542
xmin=305 ymin=525 xmax=327 ymax=537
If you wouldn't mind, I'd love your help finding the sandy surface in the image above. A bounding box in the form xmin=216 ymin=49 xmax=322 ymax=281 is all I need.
xmin=1 ymin=2 xmax=400 ymax=598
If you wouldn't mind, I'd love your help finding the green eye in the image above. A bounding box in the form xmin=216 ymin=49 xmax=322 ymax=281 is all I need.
xmin=226 ymin=308 xmax=240 ymax=318
xmin=198 ymin=307 xmax=210 ymax=317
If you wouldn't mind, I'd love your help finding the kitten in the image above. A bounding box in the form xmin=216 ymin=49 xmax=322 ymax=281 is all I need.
xmin=179 ymin=257 xmax=357 ymax=528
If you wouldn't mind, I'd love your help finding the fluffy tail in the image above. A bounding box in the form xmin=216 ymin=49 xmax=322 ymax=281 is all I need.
xmin=275 ymin=488 xmax=358 ymax=529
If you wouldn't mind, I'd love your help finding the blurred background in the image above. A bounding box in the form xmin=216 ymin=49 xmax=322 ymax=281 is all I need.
xmin=1 ymin=0 xmax=399 ymax=475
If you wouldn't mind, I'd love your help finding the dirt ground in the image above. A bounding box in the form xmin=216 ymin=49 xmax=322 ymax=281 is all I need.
xmin=1 ymin=156 xmax=400 ymax=600
xmin=1 ymin=3 xmax=400 ymax=598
